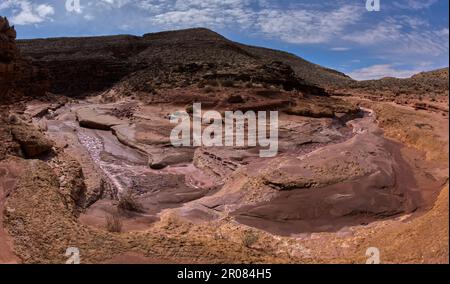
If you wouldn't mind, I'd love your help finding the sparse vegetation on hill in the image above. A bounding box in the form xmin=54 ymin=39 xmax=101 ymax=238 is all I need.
xmin=348 ymin=68 xmax=449 ymax=96
xmin=16 ymin=28 xmax=344 ymax=97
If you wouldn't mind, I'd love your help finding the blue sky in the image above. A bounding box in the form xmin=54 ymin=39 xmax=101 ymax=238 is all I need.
xmin=0 ymin=0 xmax=448 ymax=80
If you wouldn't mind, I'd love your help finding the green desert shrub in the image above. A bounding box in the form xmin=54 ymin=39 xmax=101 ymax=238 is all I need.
xmin=241 ymin=230 xmax=259 ymax=248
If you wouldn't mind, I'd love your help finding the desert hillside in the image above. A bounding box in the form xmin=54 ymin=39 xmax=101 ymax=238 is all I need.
xmin=1 ymin=21 xmax=448 ymax=264
xmin=17 ymin=28 xmax=352 ymax=96
xmin=346 ymin=67 xmax=449 ymax=95
xmin=332 ymin=68 xmax=449 ymax=114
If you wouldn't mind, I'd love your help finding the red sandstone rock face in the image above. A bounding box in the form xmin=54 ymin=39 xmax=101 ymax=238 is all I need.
xmin=0 ymin=17 xmax=48 ymax=103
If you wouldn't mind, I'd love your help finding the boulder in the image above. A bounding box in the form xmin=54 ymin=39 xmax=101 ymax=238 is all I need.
xmin=49 ymin=153 xmax=87 ymax=215
xmin=76 ymin=107 xmax=123 ymax=130
xmin=149 ymin=151 xmax=194 ymax=170
xmin=11 ymin=123 xmax=54 ymax=158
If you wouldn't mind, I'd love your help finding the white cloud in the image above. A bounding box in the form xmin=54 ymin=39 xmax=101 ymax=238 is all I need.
xmin=36 ymin=4 xmax=55 ymax=18
xmin=173 ymin=0 xmax=248 ymax=10
xmin=147 ymin=0 xmax=255 ymax=29
xmin=343 ymin=20 xmax=402 ymax=45
xmin=84 ymin=14 xmax=95 ymax=21
xmin=394 ymin=0 xmax=439 ymax=10
xmin=118 ymin=1 xmax=365 ymax=45
xmin=343 ymin=17 xmax=448 ymax=56
xmin=135 ymin=0 xmax=168 ymax=13
xmin=0 ymin=1 xmax=13 ymax=10
xmin=151 ymin=8 xmax=223 ymax=27
xmin=2 ymin=0 xmax=55 ymax=25
xmin=348 ymin=64 xmax=423 ymax=80
xmin=330 ymin=47 xmax=350 ymax=51
xmin=256 ymin=5 xmax=363 ymax=44
xmin=99 ymin=0 xmax=133 ymax=8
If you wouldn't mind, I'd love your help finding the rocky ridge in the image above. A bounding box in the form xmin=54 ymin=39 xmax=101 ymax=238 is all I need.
xmin=17 ymin=28 xmax=350 ymax=96
xmin=332 ymin=68 xmax=449 ymax=115
xmin=0 ymin=17 xmax=48 ymax=104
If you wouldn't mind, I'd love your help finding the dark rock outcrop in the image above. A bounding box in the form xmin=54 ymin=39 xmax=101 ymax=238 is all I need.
xmin=17 ymin=28 xmax=346 ymax=96
xmin=0 ymin=17 xmax=48 ymax=103
xmin=0 ymin=17 xmax=17 ymax=63
xmin=285 ymin=95 xmax=360 ymax=119
xmin=10 ymin=122 xmax=54 ymax=158
xmin=49 ymin=153 xmax=87 ymax=215
xmin=76 ymin=107 xmax=124 ymax=130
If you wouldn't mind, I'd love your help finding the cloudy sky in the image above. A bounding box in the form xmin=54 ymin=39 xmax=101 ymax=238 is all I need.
xmin=0 ymin=0 xmax=448 ymax=80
